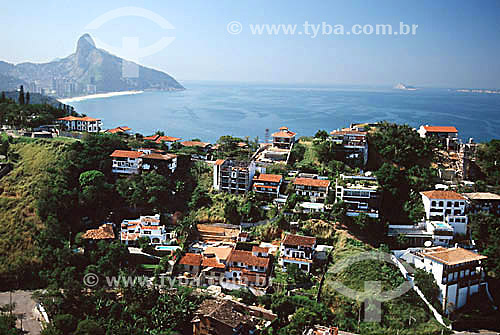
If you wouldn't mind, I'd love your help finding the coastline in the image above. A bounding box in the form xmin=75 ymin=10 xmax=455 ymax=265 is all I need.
xmin=58 ymin=90 xmax=144 ymax=103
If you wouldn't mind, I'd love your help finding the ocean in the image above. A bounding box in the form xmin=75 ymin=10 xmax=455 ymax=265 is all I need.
xmin=68 ymin=81 xmax=500 ymax=143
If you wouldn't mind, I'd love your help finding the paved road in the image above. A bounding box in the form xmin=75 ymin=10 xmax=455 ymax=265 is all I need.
xmin=0 ymin=290 xmax=41 ymax=334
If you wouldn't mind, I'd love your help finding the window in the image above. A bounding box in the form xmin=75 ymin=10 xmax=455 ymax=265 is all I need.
xmin=439 ymin=201 xmax=444 ymax=207
xmin=431 ymin=201 xmax=436 ymax=206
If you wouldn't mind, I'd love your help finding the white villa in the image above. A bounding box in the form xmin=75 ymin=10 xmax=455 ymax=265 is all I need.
xmin=110 ymin=149 xmax=177 ymax=175
xmin=279 ymin=234 xmax=317 ymax=273
xmin=293 ymin=177 xmax=331 ymax=203
xmin=335 ymin=174 xmax=381 ymax=218
xmin=120 ymin=214 xmax=173 ymax=245
xmin=421 ymin=190 xmax=468 ymax=236
xmin=400 ymin=247 xmax=488 ymax=313
xmin=57 ymin=116 xmax=103 ymax=133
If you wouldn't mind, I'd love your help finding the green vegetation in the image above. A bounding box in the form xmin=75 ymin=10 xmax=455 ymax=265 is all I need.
xmin=475 ymin=139 xmax=500 ymax=188
xmin=468 ymin=213 xmax=500 ymax=277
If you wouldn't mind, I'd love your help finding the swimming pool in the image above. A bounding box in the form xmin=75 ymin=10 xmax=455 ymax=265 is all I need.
xmin=155 ymin=245 xmax=181 ymax=251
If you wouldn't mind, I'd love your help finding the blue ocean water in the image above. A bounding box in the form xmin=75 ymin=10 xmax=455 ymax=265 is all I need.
xmin=69 ymin=81 xmax=500 ymax=143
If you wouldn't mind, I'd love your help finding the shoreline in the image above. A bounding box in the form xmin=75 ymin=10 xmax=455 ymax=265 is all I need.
xmin=58 ymin=90 xmax=144 ymax=103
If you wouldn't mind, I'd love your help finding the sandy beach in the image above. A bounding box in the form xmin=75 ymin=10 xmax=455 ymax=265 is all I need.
xmin=59 ymin=90 xmax=144 ymax=103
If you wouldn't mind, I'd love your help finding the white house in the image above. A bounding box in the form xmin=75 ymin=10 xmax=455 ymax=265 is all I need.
xmin=252 ymin=173 xmax=283 ymax=198
xmin=120 ymin=214 xmax=172 ymax=245
xmin=279 ymin=234 xmax=317 ymax=273
xmin=57 ymin=116 xmax=103 ymax=133
xmin=417 ymin=125 xmax=459 ymax=150
xmin=421 ymin=190 xmax=468 ymax=236
xmin=293 ymin=177 xmax=330 ymax=203
xmin=110 ymin=150 xmax=144 ymax=174
xmin=412 ymin=247 xmax=487 ymax=313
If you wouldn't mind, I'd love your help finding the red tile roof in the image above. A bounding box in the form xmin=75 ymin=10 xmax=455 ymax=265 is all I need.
xmin=81 ymin=224 xmax=115 ymax=240
xmin=155 ymin=135 xmax=181 ymax=143
xmin=228 ymin=250 xmax=270 ymax=267
xmin=202 ymin=257 xmax=226 ymax=269
xmin=254 ymin=174 xmax=282 ymax=183
xmin=423 ymin=126 xmax=458 ymax=133
xmin=252 ymin=246 xmax=269 ymax=253
xmin=181 ymin=141 xmax=211 ymax=148
xmin=293 ymin=177 xmax=330 ymax=188
xmin=142 ymin=152 xmax=177 ymax=161
xmin=330 ymin=130 xmax=367 ymax=136
xmin=106 ymin=126 xmax=131 ymax=134
xmin=110 ymin=150 xmax=143 ymax=159
xmin=144 ymin=135 xmax=160 ymax=141
xmin=272 ymin=128 xmax=297 ymax=138
xmin=179 ymin=253 xmax=203 ymax=266
xmin=420 ymin=247 xmax=486 ymax=266
xmin=58 ymin=116 xmax=100 ymax=122
xmin=282 ymin=234 xmax=316 ymax=247
xmin=421 ymin=190 xmax=466 ymax=200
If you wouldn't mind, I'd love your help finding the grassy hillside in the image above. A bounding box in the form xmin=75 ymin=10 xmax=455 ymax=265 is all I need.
xmin=321 ymin=231 xmax=450 ymax=335
xmin=0 ymin=138 xmax=70 ymax=283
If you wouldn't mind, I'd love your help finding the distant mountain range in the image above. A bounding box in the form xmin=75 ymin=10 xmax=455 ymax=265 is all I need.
xmin=0 ymin=34 xmax=184 ymax=98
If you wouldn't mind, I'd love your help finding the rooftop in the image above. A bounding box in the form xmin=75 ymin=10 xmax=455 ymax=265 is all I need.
xmin=293 ymin=177 xmax=331 ymax=188
xmin=253 ymin=173 xmax=283 ymax=183
xmin=421 ymin=190 xmax=466 ymax=200
xmin=110 ymin=150 xmax=143 ymax=159
xmin=272 ymin=127 xmax=296 ymax=138
xmin=179 ymin=253 xmax=203 ymax=266
xmin=419 ymin=247 xmax=486 ymax=266
xmin=105 ymin=126 xmax=131 ymax=134
xmin=422 ymin=126 xmax=458 ymax=133
xmin=464 ymin=192 xmax=500 ymax=201
xmin=58 ymin=116 xmax=101 ymax=122
xmin=228 ymin=249 xmax=270 ymax=267
xmin=181 ymin=141 xmax=211 ymax=148
xmin=282 ymin=234 xmax=317 ymax=247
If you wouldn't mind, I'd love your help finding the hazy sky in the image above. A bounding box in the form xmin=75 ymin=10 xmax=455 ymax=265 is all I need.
xmin=2 ymin=0 xmax=500 ymax=88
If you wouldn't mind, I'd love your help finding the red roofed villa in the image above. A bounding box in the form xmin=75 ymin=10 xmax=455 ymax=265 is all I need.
xmin=293 ymin=177 xmax=331 ymax=203
xmin=272 ymin=126 xmax=296 ymax=149
xmin=253 ymin=173 xmax=283 ymax=198
xmin=57 ymin=116 xmax=103 ymax=133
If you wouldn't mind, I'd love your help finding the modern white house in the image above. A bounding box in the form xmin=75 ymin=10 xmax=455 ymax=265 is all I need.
xmin=421 ymin=190 xmax=468 ymax=236
xmin=330 ymin=129 xmax=369 ymax=166
xmin=225 ymin=249 xmax=271 ymax=287
xmin=402 ymin=247 xmax=487 ymax=313
xmin=464 ymin=192 xmax=500 ymax=216
xmin=110 ymin=150 xmax=144 ymax=174
xmin=57 ymin=116 xmax=103 ymax=133
xmin=293 ymin=177 xmax=330 ymax=203
xmin=110 ymin=149 xmax=177 ymax=175
xmin=120 ymin=214 xmax=172 ymax=245
xmin=213 ymin=159 xmax=257 ymax=194
xmin=335 ymin=174 xmax=381 ymax=218
xmin=279 ymin=234 xmax=317 ymax=273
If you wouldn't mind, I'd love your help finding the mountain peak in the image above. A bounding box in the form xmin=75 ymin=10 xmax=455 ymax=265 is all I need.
xmin=76 ymin=34 xmax=96 ymax=54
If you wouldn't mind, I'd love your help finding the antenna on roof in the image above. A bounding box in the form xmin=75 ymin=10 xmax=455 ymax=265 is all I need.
xmin=265 ymin=128 xmax=270 ymax=144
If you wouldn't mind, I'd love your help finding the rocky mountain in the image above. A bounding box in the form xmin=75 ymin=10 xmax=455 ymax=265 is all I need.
xmin=0 ymin=34 xmax=184 ymax=97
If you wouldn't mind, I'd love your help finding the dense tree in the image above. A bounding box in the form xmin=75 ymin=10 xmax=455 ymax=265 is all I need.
xmin=18 ymin=85 xmax=24 ymax=105
xmin=475 ymin=139 xmax=500 ymax=186
xmin=223 ymin=199 xmax=241 ymax=225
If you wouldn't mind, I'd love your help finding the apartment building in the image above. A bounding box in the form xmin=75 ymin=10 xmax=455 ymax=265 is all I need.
xmin=293 ymin=177 xmax=330 ymax=203
xmin=330 ymin=129 xmax=369 ymax=166
xmin=213 ymin=159 xmax=256 ymax=194
xmin=252 ymin=173 xmax=282 ymax=198
xmin=335 ymin=174 xmax=381 ymax=218
xmin=279 ymin=234 xmax=317 ymax=273
xmin=57 ymin=116 xmax=103 ymax=132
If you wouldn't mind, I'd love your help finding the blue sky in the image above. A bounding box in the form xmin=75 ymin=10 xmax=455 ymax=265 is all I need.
xmin=1 ymin=0 xmax=500 ymax=88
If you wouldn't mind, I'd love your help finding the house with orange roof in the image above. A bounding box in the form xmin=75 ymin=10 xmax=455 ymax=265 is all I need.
xmin=417 ymin=125 xmax=459 ymax=150
xmin=143 ymin=134 xmax=182 ymax=144
xmin=272 ymin=126 xmax=296 ymax=149
xmin=407 ymin=247 xmax=488 ymax=313
xmin=421 ymin=190 xmax=468 ymax=237
xmin=225 ymin=249 xmax=271 ymax=287
xmin=57 ymin=116 xmax=103 ymax=132
xmin=293 ymin=177 xmax=331 ymax=203
xmin=279 ymin=233 xmax=317 ymax=273
xmin=179 ymin=253 xmax=203 ymax=276
xmin=252 ymin=173 xmax=283 ymax=198
xmin=110 ymin=148 xmax=177 ymax=175
xmin=120 ymin=214 xmax=173 ymax=245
